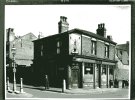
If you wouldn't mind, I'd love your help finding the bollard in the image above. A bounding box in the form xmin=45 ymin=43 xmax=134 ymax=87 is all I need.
xmin=7 ymin=77 xmax=10 ymax=91
xmin=118 ymin=80 xmax=122 ymax=88
xmin=62 ymin=79 xmax=66 ymax=93
xmin=20 ymin=78 xmax=24 ymax=93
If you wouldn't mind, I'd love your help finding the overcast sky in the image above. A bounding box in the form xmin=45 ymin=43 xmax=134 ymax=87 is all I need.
xmin=5 ymin=5 xmax=131 ymax=44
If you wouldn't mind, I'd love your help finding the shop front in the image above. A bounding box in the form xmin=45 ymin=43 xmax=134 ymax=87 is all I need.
xmin=68 ymin=58 xmax=116 ymax=89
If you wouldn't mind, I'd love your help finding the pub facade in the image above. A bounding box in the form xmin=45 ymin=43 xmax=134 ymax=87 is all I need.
xmin=32 ymin=16 xmax=117 ymax=89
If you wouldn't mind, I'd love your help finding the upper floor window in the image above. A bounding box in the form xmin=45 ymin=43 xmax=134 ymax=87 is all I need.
xmin=105 ymin=44 xmax=109 ymax=58
xmin=120 ymin=51 xmax=122 ymax=55
xmin=41 ymin=45 xmax=43 ymax=56
xmin=91 ymin=40 xmax=96 ymax=55
xmin=57 ymin=41 xmax=61 ymax=54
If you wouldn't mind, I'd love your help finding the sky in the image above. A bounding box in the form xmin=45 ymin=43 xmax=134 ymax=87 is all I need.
xmin=5 ymin=5 xmax=131 ymax=44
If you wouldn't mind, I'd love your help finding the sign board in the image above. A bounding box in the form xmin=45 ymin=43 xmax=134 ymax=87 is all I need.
xmin=96 ymin=60 xmax=102 ymax=64
xmin=58 ymin=67 xmax=64 ymax=70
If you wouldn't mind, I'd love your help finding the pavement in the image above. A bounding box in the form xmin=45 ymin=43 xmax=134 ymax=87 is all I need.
xmin=65 ymin=88 xmax=121 ymax=94
xmin=6 ymin=83 xmax=129 ymax=98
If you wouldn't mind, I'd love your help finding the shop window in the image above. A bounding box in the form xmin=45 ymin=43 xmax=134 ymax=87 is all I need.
xmin=84 ymin=63 xmax=93 ymax=74
xmin=91 ymin=40 xmax=96 ymax=55
xmin=102 ymin=67 xmax=106 ymax=74
xmin=105 ymin=44 xmax=109 ymax=58
xmin=109 ymin=68 xmax=113 ymax=75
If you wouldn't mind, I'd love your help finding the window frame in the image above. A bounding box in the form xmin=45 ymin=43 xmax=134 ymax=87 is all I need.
xmin=105 ymin=44 xmax=109 ymax=58
xmin=57 ymin=41 xmax=61 ymax=54
xmin=91 ymin=40 xmax=96 ymax=55
xmin=41 ymin=44 xmax=44 ymax=56
xmin=84 ymin=63 xmax=93 ymax=74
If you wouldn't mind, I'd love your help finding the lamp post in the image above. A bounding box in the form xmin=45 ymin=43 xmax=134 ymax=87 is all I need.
xmin=11 ymin=44 xmax=16 ymax=92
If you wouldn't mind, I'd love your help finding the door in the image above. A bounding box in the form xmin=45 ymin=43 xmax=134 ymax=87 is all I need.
xmin=71 ymin=69 xmax=79 ymax=88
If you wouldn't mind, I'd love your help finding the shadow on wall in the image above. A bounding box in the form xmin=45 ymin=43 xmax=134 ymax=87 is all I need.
xmin=6 ymin=66 xmax=37 ymax=86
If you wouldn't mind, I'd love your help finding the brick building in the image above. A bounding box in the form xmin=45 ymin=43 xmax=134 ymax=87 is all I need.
xmin=6 ymin=28 xmax=37 ymax=67
xmin=32 ymin=16 xmax=117 ymax=89
xmin=6 ymin=28 xmax=37 ymax=83
xmin=115 ymin=42 xmax=129 ymax=87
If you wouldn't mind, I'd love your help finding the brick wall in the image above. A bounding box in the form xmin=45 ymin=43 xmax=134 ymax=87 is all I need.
xmin=81 ymin=34 xmax=115 ymax=60
xmin=34 ymin=34 xmax=69 ymax=59
xmin=82 ymin=35 xmax=91 ymax=56
xmin=96 ymin=40 xmax=105 ymax=58
xmin=109 ymin=44 xmax=115 ymax=60
xmin=8 ymin=33 xmax=37 ymax=66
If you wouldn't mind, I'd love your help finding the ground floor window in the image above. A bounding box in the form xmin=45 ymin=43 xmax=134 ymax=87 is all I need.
xmin=101 ymin=65 xmax=107 ymax=86
xmin=102 ymin=65 xmax=107 ymax=74
xmin=109 ymin=68 xmax=113 ymax=75
xmin=84 ymin=63 xmax=93 ymax=74
xmin=83 ymin=63 xmax=94 ymax=88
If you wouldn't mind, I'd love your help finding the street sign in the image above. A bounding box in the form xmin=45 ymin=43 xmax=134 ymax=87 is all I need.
xmin=13 ymin=68 xmax=16 ymax=72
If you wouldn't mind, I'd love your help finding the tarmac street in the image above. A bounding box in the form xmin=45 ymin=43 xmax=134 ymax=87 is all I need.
xmin=6 ymin=83 xmax=129 ymax=99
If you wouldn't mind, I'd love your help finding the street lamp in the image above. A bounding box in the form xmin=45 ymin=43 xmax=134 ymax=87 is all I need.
xmin=11 ymin=44 xmax=16 ymax=92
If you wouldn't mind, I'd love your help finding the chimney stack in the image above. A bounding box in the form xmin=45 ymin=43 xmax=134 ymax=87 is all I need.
xmin=96 ymin=23 xmax=106 ymax=37
xmin=6 ymin=28 xmax=15 ymax=42
xmin=38 ymin=32 xmax=44 ymax=39
xmin=58 ymin=16 xmax=69 ymax=33
xmin=107 ymin=35 xmax=113 ymax=41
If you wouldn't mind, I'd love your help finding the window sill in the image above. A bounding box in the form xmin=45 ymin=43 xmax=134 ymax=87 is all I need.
xmin=90 ymin=54 xmax=97 ymax=57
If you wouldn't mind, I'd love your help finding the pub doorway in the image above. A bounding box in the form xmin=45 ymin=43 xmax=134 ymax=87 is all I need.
xmin=71 ymin=63 xmax=80 ymax=88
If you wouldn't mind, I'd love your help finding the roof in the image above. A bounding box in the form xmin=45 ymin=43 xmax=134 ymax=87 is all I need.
xmin=116 ymin=44 xmax=129 ymax=51
xmin=33 ymin=28 xmax=117 ymax=45
xmin=9 ymin=33 xmax=37 ymax=66
xmin=12 ymin=32 xmax=37 ymax=43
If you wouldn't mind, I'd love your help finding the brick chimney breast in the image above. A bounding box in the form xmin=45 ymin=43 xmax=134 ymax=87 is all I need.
xmin=6 ymin=28 xmax=15 ymax=42
xmin=96 ymin=23 xmax=106 ymax=38
xmin=58 ymin=16 xmax=69 ymax=33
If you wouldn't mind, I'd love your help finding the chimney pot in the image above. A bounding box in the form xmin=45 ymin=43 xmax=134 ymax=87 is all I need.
xmin=100 ymin=24 xmax=102 ymax=28
xmin=11 ymin=29 xmax=14 ymax=32
xmin=103 ymin=23 xmax=105 ymax=28
xmin=101 ymin=24 xmax=103 ymax=28
xmin=98 ymin=24 xmax=100 ymax=28
xmin=107 ymin=35 xmax=112 ymax=41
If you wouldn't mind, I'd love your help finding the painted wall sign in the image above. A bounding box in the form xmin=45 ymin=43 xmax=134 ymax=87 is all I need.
xmin=69 ymin=33 xmax=81 ymax=55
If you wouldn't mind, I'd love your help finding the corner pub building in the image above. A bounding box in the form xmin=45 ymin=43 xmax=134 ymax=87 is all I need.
xmin=32 ymin=16 xmax=117 ymax=89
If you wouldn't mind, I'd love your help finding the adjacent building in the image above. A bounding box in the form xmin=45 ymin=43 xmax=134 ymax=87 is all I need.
xmin=6 ymin=28 xmax=37 ymax=83
xmin=115 ymin=42 xmax=129 ymax=87
xmin=32 ymin=16 xmax=117 ymax=89
xmin=6 ymin=28 xmax=37 ymax=67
